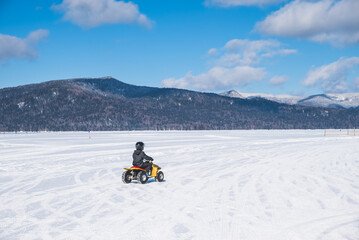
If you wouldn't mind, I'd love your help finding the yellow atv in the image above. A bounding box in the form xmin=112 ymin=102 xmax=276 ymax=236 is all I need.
xmin=122 ymin=161 xmax=164 ymax=184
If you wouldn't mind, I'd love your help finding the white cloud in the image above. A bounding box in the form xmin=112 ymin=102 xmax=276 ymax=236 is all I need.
xmin=0 ymin=29 xmax=49 ymax=62
xmin=256 ymin=0 xmax=359 ymax=46
xmin=220 ymin=39 xmax=296 ymax=66
xmin=205 ymin=0 xmax=287 ymax=7
xmin=53 ymin=0 xmax=152 ymax=29
xmin=208 ymin=48 xmax=218 ymax=56
xmin=269 ymin=75 xmax=288 ymax=85
xmin=162 ymin=38 xmax=296 ymax=91
xmin=261 ymin=49 xmax=298 ymax=58
xmin=162 ymin=66 xmax=267 ymax=90
xmin=303 ymin=57 xmax=359 ymax=93
xmin=225 ymin=39 xmax=280 ymax=51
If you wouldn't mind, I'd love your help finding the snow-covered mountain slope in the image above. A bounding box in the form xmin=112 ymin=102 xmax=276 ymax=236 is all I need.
xmin=221 ymin=90 xmax=359 ymax=108
xmin=221 ymin=90 xmax=305 ymax=105
xmin=1 ymin=131 xmax=359 ymax=240
xmin=298 ymin=93 xmax=359 ymax=108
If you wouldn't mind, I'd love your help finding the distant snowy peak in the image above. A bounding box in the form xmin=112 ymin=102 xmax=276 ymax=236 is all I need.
xmin=299 ymin=93 xmax=359 ymax=109
xmin=221 ymin=90 xmax=302 ymax=105
xmin=220 ymin=90 xmax=359 ymax=109
xmin=223 ymin=90 xmax=244 ymax=98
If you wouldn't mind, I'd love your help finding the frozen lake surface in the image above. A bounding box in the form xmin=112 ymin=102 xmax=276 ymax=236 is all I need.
xmin=1 ymin=130 xmax=359 ymax=240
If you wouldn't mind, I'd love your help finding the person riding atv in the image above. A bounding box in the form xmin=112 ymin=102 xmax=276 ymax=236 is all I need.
xmin=132 ymin=142 xmax=153 ymax=176
xmin=122 ymin=142 xmax=164 ymax=184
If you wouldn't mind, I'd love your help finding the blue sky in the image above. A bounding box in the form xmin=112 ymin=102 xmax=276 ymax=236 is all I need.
xmin=1 ymin=0 xmax=359 ymax=96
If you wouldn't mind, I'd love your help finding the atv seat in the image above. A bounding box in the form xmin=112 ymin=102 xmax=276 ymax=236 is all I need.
xmin=131 ymin=166 xmax=146 ymax=171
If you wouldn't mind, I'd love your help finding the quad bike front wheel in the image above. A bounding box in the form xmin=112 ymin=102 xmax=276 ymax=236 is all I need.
xmin=137 ymin=171 xmax=148 ymax=184
xmin=156 ymin=171 xmax=164 ymax=182
xmin=122 ymin=170 xmax=132 ymax=184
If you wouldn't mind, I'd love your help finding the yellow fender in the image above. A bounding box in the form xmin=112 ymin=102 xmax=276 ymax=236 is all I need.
xmin=151 ymin=164 xmax=161 ymax=177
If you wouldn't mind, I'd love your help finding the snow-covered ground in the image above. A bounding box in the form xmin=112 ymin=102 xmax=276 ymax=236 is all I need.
xmin=1 ymin=130 xmax=359 ymax=240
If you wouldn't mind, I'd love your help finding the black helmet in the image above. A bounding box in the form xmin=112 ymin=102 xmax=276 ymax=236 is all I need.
xmin=135 ymin=142 xmax=144 ymax=150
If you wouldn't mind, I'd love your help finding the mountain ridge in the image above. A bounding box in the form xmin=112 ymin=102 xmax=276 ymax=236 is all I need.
xmin=1 ymin=77 xmax=359 ymax=131
xmin=220 ymin=90 xmax=359 ymax=109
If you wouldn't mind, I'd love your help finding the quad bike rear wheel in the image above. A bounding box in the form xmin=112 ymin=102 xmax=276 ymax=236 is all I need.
xmin=122 ymin=170 xmax=132 ymax=184
xmin=137 ymin=171 xmax=148 ymax=184
xmin=156 ymin=171 xmax=164 ymax=182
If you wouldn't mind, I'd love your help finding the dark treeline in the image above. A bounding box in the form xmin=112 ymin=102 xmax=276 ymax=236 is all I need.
xmin=1 ymin=78 xmax=358 ymax=131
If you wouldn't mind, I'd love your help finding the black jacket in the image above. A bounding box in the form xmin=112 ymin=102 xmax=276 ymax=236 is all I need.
xmin=132 ymin=150 xmax=153 ymax=167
